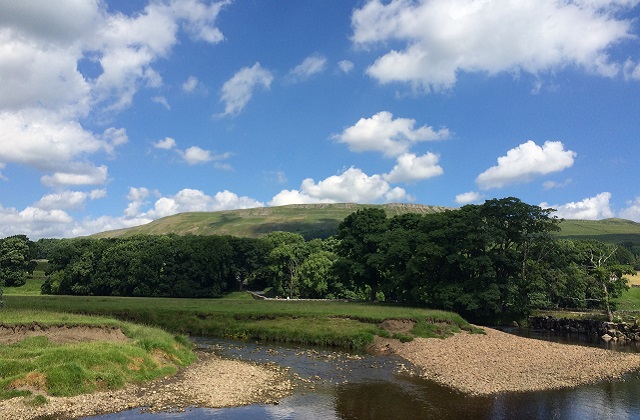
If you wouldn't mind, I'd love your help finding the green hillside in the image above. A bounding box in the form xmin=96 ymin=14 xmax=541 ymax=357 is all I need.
xmin=91 ymin=203 xmax=452 ymax=240
xmin=91 ymin=204 xmax=640 ymax=244
xmin=555 ymin=218 xmax=640 ymax=244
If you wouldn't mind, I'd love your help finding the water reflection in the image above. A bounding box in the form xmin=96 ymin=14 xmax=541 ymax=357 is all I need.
xmin=88 ymin=332 xmax=640 ymax=420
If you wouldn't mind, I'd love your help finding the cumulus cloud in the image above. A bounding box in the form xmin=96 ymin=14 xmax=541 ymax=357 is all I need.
xmin=269 ymin=167 xmax=411 ymax=206
xmin=351 ymin=0 xmax=636 ymax=92
xmin=383 ymin=152 xmax=443 ymax=183
xmin=0 ymin=204 xmax=74 ymax=239
xmin=286 ymin=54 xmax=327 ymax=82
xmin=41 ymin=165 xmax=109 ymax=188
xmin=540 ymin=192 xmax=614 ymax=220
xmin=333 ymin=111 xmax=449 ymax=157
xmin=0 ymin=0 xmax=226 ymax=190
xmin=219 ymin=63 xmax=273 ymax=116
xmin=3 ymin=184 xmax=264 ymax=239
xmin=153 ymin=137 xmax=232 ymax=168
xmin=620 ymin=197 xmax=640 ymax=222
xmin=182 ymin=75 xmax=200 ymax=92
xmin=153 ymin=137 xmax=177 ymax=150
xmin=476 ymin=141 xmax=576 ymax=190
xmin=145 ymin=188 xmax=264 ymax=219
xmin=338 ymin=60 xmax=355 ymax=74
xmin=35 ymin=189 xmax=106 ymax=211
xmin=455 ymin=191 xmax=484 ymax=205
xmin=182 ymin=146 xmax=215 ymax=165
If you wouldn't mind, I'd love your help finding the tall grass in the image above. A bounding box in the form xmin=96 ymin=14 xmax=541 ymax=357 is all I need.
xmin=0 ymin=311 xmax=195 ymax=400
xmin=3 ymin=295 xmax=480 ymax=349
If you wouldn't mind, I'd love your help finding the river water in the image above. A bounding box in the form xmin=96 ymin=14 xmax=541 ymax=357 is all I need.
xmin=88 ymin=331 xmax=640 ymax=420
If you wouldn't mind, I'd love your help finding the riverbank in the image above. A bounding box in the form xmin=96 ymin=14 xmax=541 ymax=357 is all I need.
xmin=0 ymin=351 xmax=293 ymax=419
xmin=374 ymin=326 xmax=640 ymax=395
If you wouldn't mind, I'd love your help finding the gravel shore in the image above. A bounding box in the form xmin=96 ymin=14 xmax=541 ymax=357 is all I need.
xmin=376 ymin=326 xmax=640 ymax=395
xmin=0 ymin=351 xmax=293 ymax=419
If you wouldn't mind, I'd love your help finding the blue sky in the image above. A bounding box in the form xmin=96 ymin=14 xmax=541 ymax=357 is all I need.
xmin=1 ymin=0 xmax=640 ymax=239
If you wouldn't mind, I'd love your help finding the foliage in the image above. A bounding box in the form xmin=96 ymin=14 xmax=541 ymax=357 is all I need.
xmin=0 ymin=235 xmax=34 ymax=288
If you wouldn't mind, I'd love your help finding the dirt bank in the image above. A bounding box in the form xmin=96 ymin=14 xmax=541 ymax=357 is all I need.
xmin=0 ymin=351 xmax=293 ymax=419
xmin=0 ymin=323 xmax=130 ymax=344
xmin=373 ymin=326 xmax=640 ymax=395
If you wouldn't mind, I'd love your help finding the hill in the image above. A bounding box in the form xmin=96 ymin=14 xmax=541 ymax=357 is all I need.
xmin=555 ymin=218 xmax=640 ymax=244
xmin=91 ymin=204 xmax=640 ymax=244
xmin=91 ymin=203 xmax=452 ymax=240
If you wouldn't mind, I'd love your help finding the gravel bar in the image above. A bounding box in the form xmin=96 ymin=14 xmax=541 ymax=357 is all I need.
xmin=378 ymin=326 xmax=640 ymax=395
xmin=0 ymin=352 xmax=293 ymax=420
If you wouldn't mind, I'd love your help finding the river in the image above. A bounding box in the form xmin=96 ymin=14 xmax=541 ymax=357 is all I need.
xmin=88 ymin=330 xmax=640 ymax=419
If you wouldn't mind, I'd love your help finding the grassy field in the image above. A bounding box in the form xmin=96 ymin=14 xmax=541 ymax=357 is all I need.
xmin=554 ymin=218 xmax=640 ymax=244
xmin=2 ymin=293 xmax=481 ymax=349
xmin=0 ymin=310 xmax=195 ymax=401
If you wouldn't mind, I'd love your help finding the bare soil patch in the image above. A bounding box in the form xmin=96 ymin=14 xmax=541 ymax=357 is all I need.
xmin=379 ymin=318 xmax=415 ymax=335
xmin=0 ymin=323 xmax=130 ymax=344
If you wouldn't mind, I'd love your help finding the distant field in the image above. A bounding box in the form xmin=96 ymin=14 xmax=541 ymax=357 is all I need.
xmin=556 ymin=218 xmax=640 ymax=244
xmin=626 ymin=271 xmax=640 ymax=287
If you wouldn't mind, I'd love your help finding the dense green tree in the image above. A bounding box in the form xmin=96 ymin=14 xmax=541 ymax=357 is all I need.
xmin=0 ymin=235 xmax=34 ymax=287
xmin=570 ymin=240 xmax=633 ymax=321
xmin=334 ymin=208 xmax=389 ymax=301
xmin=263 ymin=232 xmax=308 ymax=298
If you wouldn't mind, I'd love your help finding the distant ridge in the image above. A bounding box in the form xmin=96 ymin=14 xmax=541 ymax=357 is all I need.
xmin=90 ymin=203 xmax=640 ymax=244
xmin=90 ymin=203 xmax=453 ymax=240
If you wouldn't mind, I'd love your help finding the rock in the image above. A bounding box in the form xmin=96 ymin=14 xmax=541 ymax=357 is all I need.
xmin=602 ymin=334 xmax=612 ymax=341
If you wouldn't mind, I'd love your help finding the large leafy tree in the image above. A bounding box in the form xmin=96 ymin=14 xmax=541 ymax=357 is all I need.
xmin=263 ymin=232 xmax=309 ymax=298
xmin=334 ymin=208 xmax=389 ymax=301
xmin=0 ymin=235 xmax=34 ymax=288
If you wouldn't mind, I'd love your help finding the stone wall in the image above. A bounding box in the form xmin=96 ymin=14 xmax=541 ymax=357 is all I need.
xmin=528 ymin=316 xmax=640 ymax=342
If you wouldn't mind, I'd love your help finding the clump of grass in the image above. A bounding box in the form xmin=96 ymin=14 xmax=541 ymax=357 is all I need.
xmin=0 ymin=312 xmax=195 ymax=401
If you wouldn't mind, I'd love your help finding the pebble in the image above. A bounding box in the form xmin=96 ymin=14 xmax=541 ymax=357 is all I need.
xmin=0 ymin=352 xmax=293 ymax=420
xmin=377 ymin=327 xmax=640 ymax=395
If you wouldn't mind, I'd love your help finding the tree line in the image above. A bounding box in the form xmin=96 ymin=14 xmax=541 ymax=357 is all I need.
xmin=1 ymin=197 xmax=638 ymax=321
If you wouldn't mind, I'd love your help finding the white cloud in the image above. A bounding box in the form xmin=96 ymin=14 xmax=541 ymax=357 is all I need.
xmin=338 ymin=60 xmax=354 ymax=74
xmin=0 ymin=0 xmax=227 ymax=195
xmin=383 ymin=152 xmax=443 ymax=183
xmin=152 ymin=95 xmax=171 ymax=110
xmin=146 ymin=188 xmax=264 ymax=218
xmin=351 ymin=0 xmax=636 ymax=92
xmin=476 ymin=141 xmax=576 ymax=190
xmin=541 ymin=192 xmax=614 ymax=220
xmin=269 ymin=167 xmax=411 ymax=206
xmin=333 ymin=111 xmax=450 ymax=157
xmin=153 ymin=137 xmax=177 ymax=150
xmin=182 ymin=146 xmax=214 ymax=165
xmin=0 ymin=203 xmax=74 ymax=239
xmin=153 ymin=137 xmax=232 ymax=168
xmin=623 ymin=59 xmax=640 ymax=80
xmin=219 ymin=63 xmax=273 ymax=116
xmin=0 ymin=111 xmax=125 ymax=174
xmin=35 ymin=189 xmax=106 ymax=211
xmin=455 ymin=191 xmax=483 ymax=205
xmin=543 ymin=179 xmax=573 ymax=190
xmin=620 ymin=197 xmax=640 ymax=222
xmin=41 ymin=165 xmax=109 ymax=188
xmin=182 ymin=75 xmax=200 ymax=92
xmin=286 ymin=54 xmax=327 ymax=82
